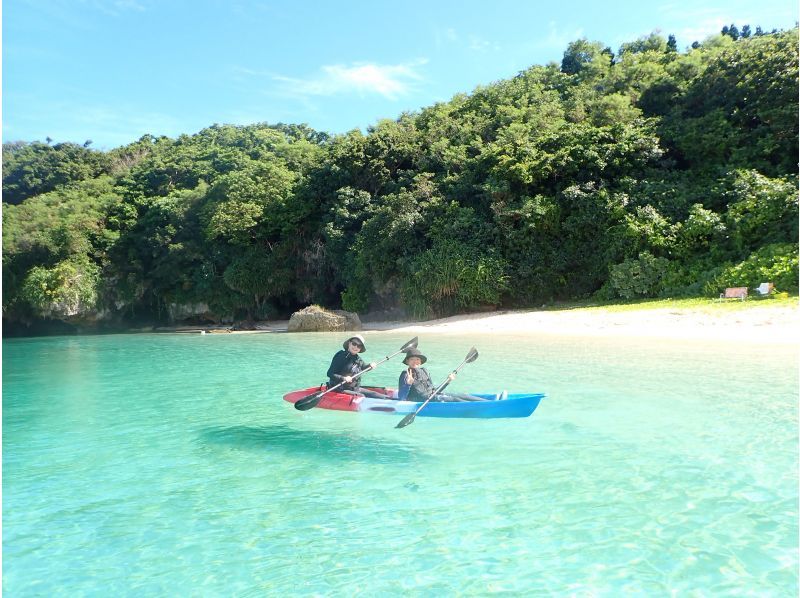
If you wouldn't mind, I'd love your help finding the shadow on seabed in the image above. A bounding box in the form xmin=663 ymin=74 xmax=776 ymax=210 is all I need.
xmin=197 ymin=424 xmax=421 ymax=464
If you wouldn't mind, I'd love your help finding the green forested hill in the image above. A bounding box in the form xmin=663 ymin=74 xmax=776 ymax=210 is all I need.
xmin=3 ymin=29 xmax=798 ymax=333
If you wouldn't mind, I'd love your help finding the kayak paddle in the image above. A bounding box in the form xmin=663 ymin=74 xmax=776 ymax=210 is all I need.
xmin=294 ymin=336 xmax=419 ymax=411
xmin=395 ymin=346 xmax=479 ymax=428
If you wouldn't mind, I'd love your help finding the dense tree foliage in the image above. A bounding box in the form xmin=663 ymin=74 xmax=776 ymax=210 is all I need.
xmin=2 ymin=141 xmax=112 ymax=205
xmin=3 ymin=28 xmax=798 ymax=332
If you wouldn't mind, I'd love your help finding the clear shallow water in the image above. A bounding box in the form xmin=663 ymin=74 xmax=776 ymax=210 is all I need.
xmin=3 ymin=331 xmax=798 ymax=596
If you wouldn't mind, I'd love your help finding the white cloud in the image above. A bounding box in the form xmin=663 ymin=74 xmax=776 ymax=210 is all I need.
xmin=232 ymin=66 xmax=267 ymax=78
xmin=434 ymin=27 xmax=459 ymax=47
xmin=3 ymin=93 xmax=183 ymax=149
xmin=673 ymin=16 xmax=765 ymax=46
xmin=653 ymin=3 xmax=796 ymax=45
xmin=675 ymin=19 xmax=729 ymax=44
xmin=540 ymin=22 xmax=585 ymax=50
xmin=77 ymin=0 xmax=148 ymax=16
xmin=113 ymin=0 xmax=146 ymax=11
xmin=272 ymin=60 xmax=428 ymax=100
xmin=468 ymin=36 xmax=501 ymax=52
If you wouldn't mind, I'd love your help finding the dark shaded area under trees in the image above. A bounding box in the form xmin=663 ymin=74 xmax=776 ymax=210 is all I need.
xmin=3 ymin=27 xmax=798 ymax=335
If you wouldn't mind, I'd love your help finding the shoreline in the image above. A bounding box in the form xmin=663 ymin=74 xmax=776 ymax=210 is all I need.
xmin=156 ymin=302 xmax=799 ymax=345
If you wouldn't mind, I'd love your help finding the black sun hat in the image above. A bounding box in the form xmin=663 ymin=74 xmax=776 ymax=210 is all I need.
xmin=403 ymin=347 xmax=427 ymax=365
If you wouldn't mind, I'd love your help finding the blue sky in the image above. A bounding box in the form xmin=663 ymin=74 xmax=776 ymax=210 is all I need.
xmin=3 ymin=0 xmax=797 ymax=150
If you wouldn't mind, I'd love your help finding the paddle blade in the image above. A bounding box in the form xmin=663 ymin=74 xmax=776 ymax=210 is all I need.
xmin=294 ymin=392 xmax=322 ymax=411
xmin=396 ymin=413 xmax=415 ymax=428
xmin=401 ymin=336 xmax=418 ymax=352
xmin=465 ymin=347 xmax=479 ymax=363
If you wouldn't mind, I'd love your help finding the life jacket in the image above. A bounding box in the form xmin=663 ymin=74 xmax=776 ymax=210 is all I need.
xmin=405 ymin=367 xmax=434 ymax=402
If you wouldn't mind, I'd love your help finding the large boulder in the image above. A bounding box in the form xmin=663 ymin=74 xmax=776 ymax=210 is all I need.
xmin=287 ymin=305 xmax=362 ymax=332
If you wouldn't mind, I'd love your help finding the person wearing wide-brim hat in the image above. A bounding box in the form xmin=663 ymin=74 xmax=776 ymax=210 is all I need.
xmin=398 ymin=347 xmax=435 ymax=401
xmin=326 ymin=335 xmax=378 ymax=395
xmin=398 ymin=347 xmax=486 ymax=402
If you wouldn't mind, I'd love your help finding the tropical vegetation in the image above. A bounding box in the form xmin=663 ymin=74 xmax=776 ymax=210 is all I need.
xmin=3 ymin=26 xmax=798 ymax=333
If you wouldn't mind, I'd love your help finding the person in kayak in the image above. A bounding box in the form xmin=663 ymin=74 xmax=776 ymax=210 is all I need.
xmin=398 ymin=348 xmax=487 ymax=402
xmin=326 ymin=335 xmax=385 ymax=397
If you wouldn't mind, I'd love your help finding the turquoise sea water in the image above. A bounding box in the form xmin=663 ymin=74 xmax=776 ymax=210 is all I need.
xmin=3 ymin=331 xmax=798 ymax=596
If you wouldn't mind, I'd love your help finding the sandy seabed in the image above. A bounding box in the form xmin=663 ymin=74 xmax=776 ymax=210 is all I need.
xmin=244 ymin=303 xmax=798 ymax=345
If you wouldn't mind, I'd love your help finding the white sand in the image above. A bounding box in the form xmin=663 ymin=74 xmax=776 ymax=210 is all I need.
xmin=358 ymin=304 xmax=799 ymax=344
xmin=170 ymin=302 xmax=799 ymax=345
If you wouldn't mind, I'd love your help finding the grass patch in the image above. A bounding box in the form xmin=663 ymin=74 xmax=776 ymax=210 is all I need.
xmin=538 ymin=295 xmax=798 ymax=314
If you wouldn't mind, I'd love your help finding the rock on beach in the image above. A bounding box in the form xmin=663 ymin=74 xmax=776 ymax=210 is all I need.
xmin=287 ymin=305 xmax=362 ymax=332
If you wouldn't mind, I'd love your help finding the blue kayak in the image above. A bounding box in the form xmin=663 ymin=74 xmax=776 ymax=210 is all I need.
xmin=284 ymin=387 xmax=545 ymax=419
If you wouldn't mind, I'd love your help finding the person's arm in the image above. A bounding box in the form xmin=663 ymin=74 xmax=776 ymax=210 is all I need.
xmin=326 ymin=352 xmax=339 ymax=379
xmin=356 ymin=357 xmax=375 ymax=374
xmin=326 ymin=352 xmax=349 ymax=383
xmin=360 ymin=359 xmax=376 ymax=373
xmin=398 ymin=370 xmax=412 ymax=400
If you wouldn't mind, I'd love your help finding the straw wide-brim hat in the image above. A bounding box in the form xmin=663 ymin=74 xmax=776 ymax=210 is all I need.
xmin=403 ymin=347 xmax=427 ymax=365
xmin=343 ymin=335 xmax=366 ymax=352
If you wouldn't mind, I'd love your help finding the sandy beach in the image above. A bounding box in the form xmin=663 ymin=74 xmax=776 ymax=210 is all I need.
xmin=205 ymin=302 xmax=799 ymax=345
xmin=360 ymin=304 xmax=800 ymax=344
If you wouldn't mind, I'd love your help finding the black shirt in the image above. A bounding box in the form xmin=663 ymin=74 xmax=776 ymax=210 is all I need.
xmin=326 ymin=350 xmax=366 ymax=391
